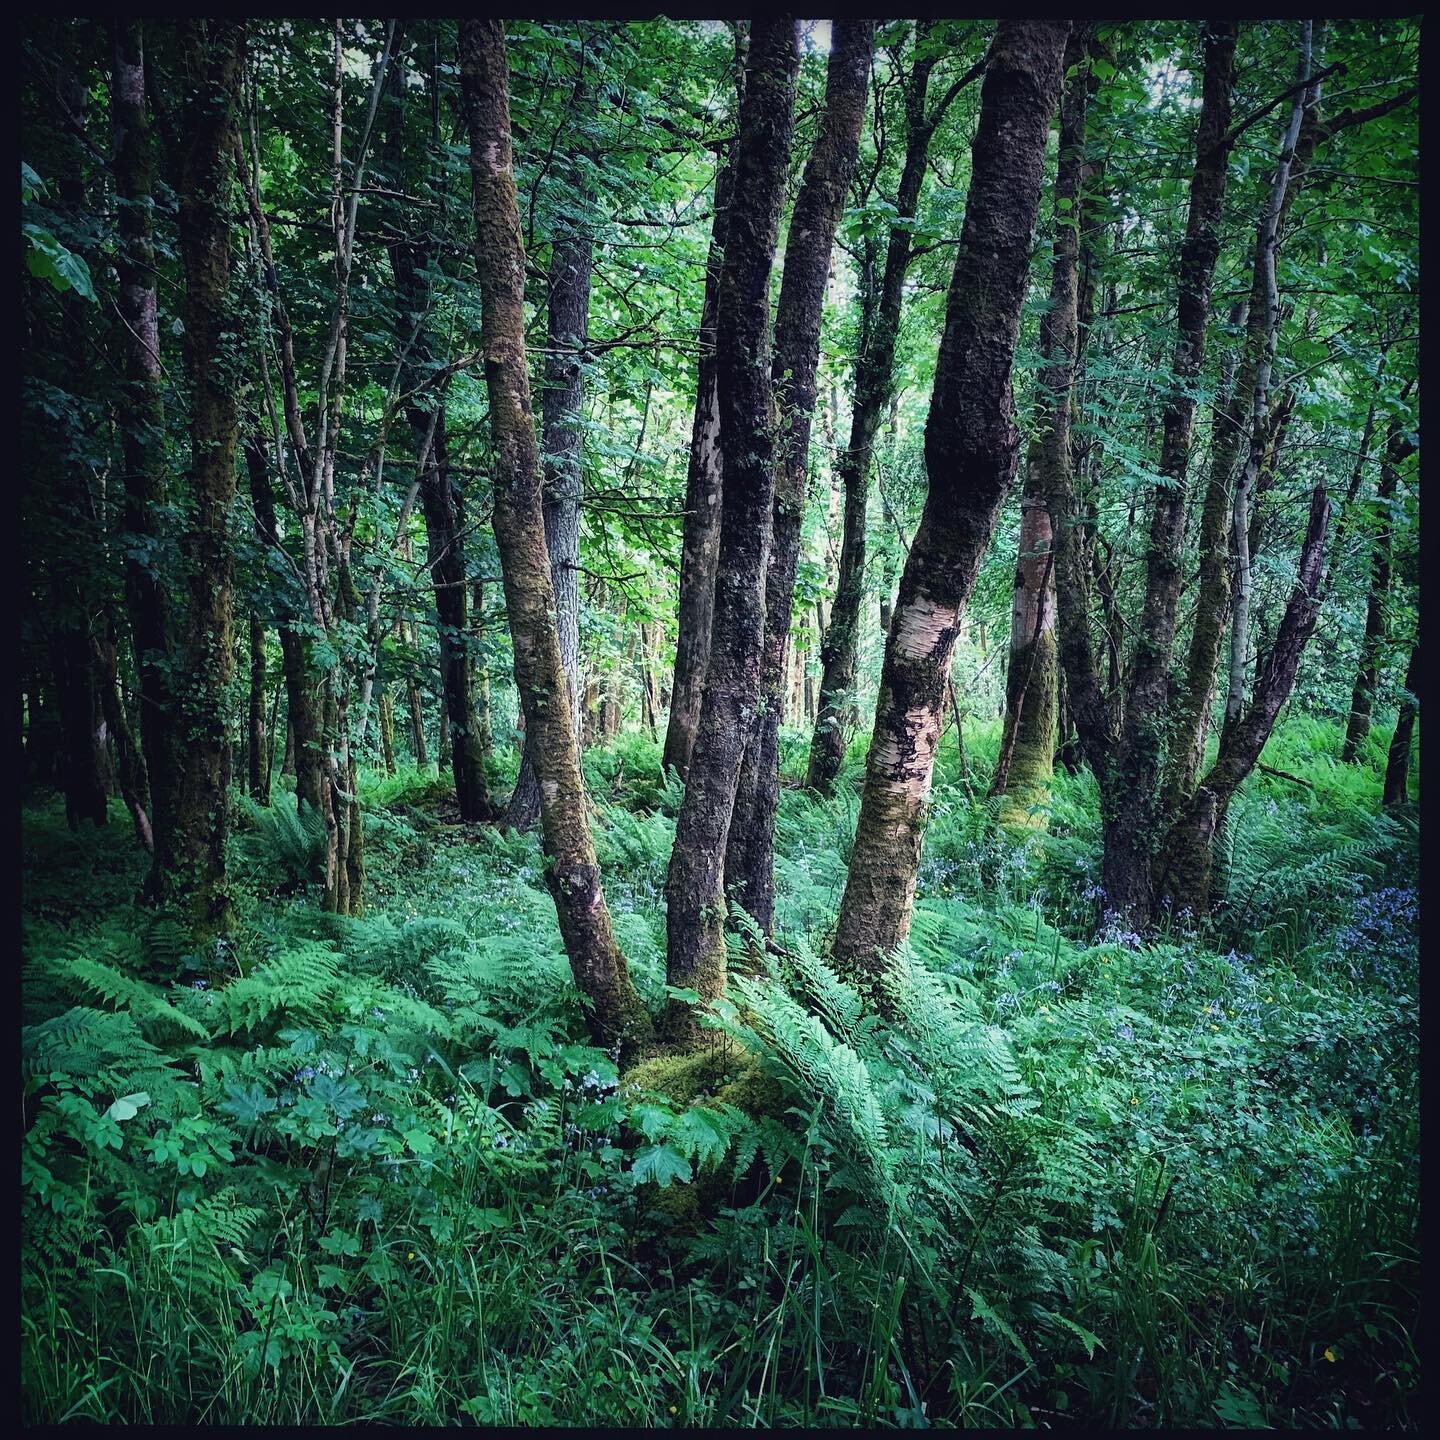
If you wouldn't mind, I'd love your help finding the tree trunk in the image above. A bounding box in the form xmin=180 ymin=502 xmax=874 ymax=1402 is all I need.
xmin=460 ymin=17 xmax=651 ymax=1059
xmin=1342 ymin=416 xmax=1407 ymax=761
xmin=1154 ymin=479 xmax=1332 ymax=913
xmin=406 ymin=676 xmax=428 ymax=766
xmin=509 ymin=225 xmax=593 ymax=827
xmin=95 ymin=622 xmax=153 ymax=849
xmin=807 ymin=26 xmax=979 ymax=794
xmin=1097 ymin=23 xmax=1237 ymax=928
xmin=377 ymin=45 xmax=488 ymax=821
xmin=159 ymin=18 xmax=244 ymax=941
xmin=111 ymin=19 xmax=175 ymax=864
xmin=245 ymin=437 xmax=324 ymax=816
xmin=378 ymin=688 xmax=397 ymax=774
xmin=989 ymin=30 xmax=1092 ymax=825
xmin=1225 ymin=27 xmax=1315 ymax=737
xmin=831 ymin=20 xmax=1069 ymax=985
xmin=247 ymin=614 xmax=269 ymax=803
xmin=662 ymin=17 xmax=800 ymax=1044
xmin=726 ymin=19 xmax=873 ymax=934
xmin=663 ymin=22 xmax=749 ymax=781
xmin=1382 ymin=642 xmax=1418 ymax=807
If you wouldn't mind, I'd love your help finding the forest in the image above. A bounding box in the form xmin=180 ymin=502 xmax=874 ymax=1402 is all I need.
xmin=19 ymin=14 xmax=1419 ymax=1429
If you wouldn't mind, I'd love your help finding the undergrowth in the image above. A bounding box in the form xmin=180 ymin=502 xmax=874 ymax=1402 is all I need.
xmin=21 ymin=718 xmax=1418 ymax=1426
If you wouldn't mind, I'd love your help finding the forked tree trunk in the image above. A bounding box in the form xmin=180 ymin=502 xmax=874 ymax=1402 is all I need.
xmin=726 ymin=18 xmax=873 ymax=934
xmin=460 ymin=16 xmax=651 ymax=1059
xmin=1074 ymin=22 xmax=1237 ymax=928
xmin=1154 ymin=479 xmax=1332 ymax=913
xmin=1382 ymin=642 xmax=1418 ymax=807
xmin=831 ymin=20 xmax=1069 ymax=985
xmin=663 ymin=23 xmax=748 ymax=781
xmin=662 ymin=17 xmax=800 ymax=1044
xmin=160 ymin=18 xmax=244 ymax=940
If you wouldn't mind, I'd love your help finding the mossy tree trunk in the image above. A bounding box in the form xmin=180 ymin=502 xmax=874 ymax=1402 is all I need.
xmin=726 ymin=18 xmax=873 ymax=934
xmin=509 ymin=222 xmax=593 ymax=829
xmin=830 ymin=20 xmax=1069 ymax=985
xmin=990 ymin=29 xmax=1094 ymax=827
xmin=662 ymin=17 xmax=800 ymax=1044
xmin=460 ymin=16 xmax=651 ymax=1060
xmin=159 ymin=18 xmax=244 ymax=940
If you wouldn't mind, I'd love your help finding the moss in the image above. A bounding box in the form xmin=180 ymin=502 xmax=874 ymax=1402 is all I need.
xmin=624 ymin=1039 xmax=790 ymax=1231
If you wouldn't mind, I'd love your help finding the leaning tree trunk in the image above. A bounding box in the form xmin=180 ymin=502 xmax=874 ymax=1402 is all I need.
xmin=990 ymin=28 xmax=1094 ymax=826
xmin=663 ymin=22 xmax=749 ymax=781
xmin=807 ymin=27 xmax=982 ymax=794
xmin=158 ymin=19 xmax=244 ymax=941
xmin=1099 ymin=21 xmax=1237 ymax=929
xmin=1382 ymin=641 xmax=1419 ymax=807
xmin=508 ymin=226 xmax=593 ymax=829
xmin=831 ymin=20 xmax=1069 ymax=987
xmin=661 ymin=16 xmax=800 ymax=1045
xmin=1342 ymin=416 xmax=1408 ymax=762
xmin=460 ymin=16 xmax=650 ymax=1060
xmin=725 ymin=18 xmax=873 ymax=935
xmin=1225 ymin=26 xmax=1315 ymax=740
xmin=1154 ymin=478 xmax=1332 ymax=914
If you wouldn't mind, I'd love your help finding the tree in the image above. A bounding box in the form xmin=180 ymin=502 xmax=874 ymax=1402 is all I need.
xmin=989 ymin=27 xmax=1098 ymax=827
xmin=460 ymin=16 xmax=651 ymax=1059
xmin=725 ymin=18 xmax=875 ymax=934
xmin=663 ymin=16 xmax=801 ymax=1045
xmin=807 ymin=23 xmax=986 ymax=794
xmin=663 ymin=23 xmax=748 ymax=782
xmin=831 ymin=19 xmax=1070 ymax=986
xmin=157 ymin=18 xmax=245 ymax=939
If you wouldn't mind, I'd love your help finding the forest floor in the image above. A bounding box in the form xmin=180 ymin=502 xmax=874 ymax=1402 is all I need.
xmin=21 ymin=717 xmax=1418 ymax=1427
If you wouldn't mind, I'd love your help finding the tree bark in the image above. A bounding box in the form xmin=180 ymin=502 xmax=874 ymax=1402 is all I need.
xmin=831 ymin=20 xmax=1069 ymax=985
xmin=990 ymin=28 xmax=1093 ymax=826
xmin=1342 ymin=416 xmax=1409 ymax=761
xmin=509 ymin=225 xmax=593 ymax=828
xmin=807 ymin=26 xmax=983 ymax=794
xmin=1382 ymin=642 xmax=1418 ymax=807
xmin=382 ymin=61 xmax=492 ymax=822
xmin=158 ymin=18 xmax=244 ymax=940
xmin=460 ymin=17 xmax=651 ymax=1060
xmin=1154 ymin=478 xmax=1332 ymax=913
xmin=1056 ymin=22 xmax=1236 ymax=928
xmin=247 ymin=614 xmax=269 ymax=803
xmin=1225 ymin=26 xmax=1315 ymax=736
xmin=663 ymin=23 xmax=749 ymax=782
xmin=111 ymin=19 xmax=174 ymax=860
xmin=661 ymin=16 xmax=800 ymax=1044
xmin=726 ymin=18 xmax=873 ymax=934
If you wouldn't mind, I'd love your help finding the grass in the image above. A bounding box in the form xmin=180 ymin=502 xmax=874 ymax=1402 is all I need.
xmin=20 ymin=717 xmax=1419 ymax=1427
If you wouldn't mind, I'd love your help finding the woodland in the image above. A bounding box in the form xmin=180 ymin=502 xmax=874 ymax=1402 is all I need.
xmin=20 ymin=15 xmax=1419 ymax=1429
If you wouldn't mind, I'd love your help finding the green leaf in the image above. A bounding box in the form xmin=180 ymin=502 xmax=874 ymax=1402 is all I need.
xmin=631 ymin=1144 xmax=692 ymax=1188
xmin=107 ymin=1092 xmax=151 ymax=1123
